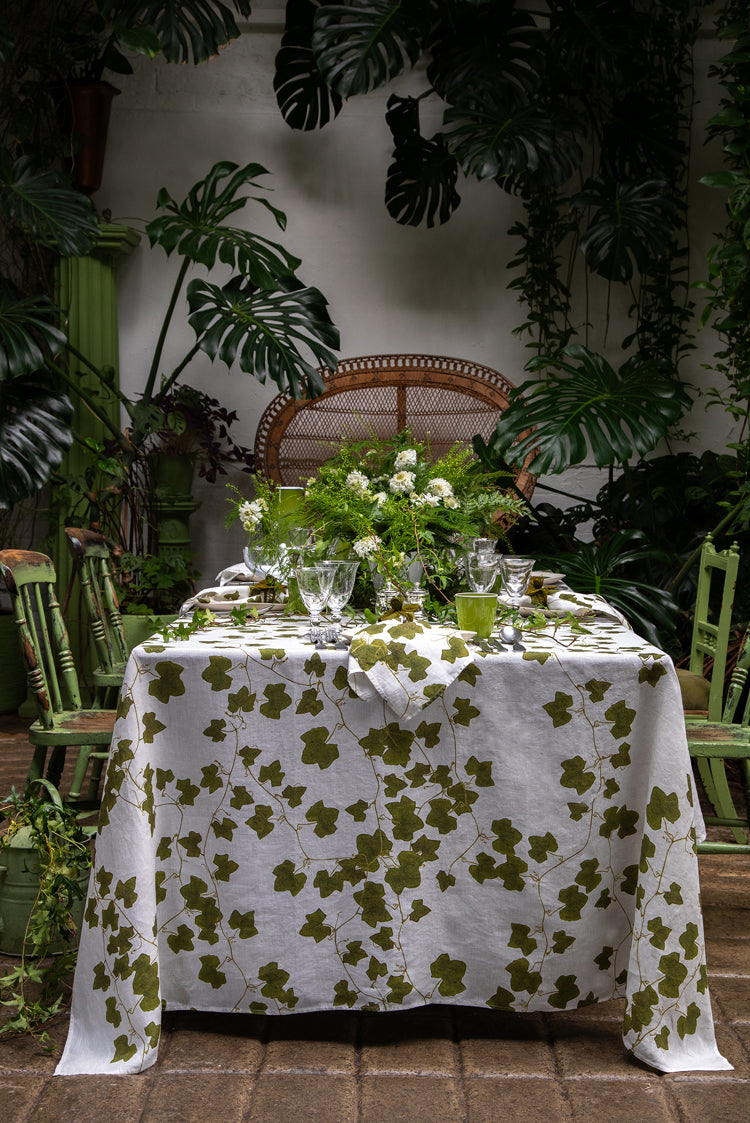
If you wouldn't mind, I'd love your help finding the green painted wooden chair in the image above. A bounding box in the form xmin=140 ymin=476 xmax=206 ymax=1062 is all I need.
xmin=0 ymin=549 xmax=116 ymax=806
xmin=64 ymin=527 xmax=128 ymax=708
xmin=677 ymin=533 xmax=740 ymax=719
xmin=687 ymin=630 xmax=750 ymax=852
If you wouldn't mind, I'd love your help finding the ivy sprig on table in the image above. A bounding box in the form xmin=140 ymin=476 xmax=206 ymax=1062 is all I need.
xmin=156 ymin=603 xmax=261 ymax=640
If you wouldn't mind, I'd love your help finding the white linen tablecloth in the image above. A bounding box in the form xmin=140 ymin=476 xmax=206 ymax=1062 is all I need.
xmin=56 ymin=613 xmax=730 ymax=1075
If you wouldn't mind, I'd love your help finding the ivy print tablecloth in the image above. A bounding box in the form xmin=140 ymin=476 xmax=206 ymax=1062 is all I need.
xmin=56 ymin=614 xmax=730 ymax=1075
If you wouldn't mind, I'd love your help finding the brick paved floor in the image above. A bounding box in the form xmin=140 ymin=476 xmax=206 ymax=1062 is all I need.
xmin=1 ymin=715 xmax=748 ymax=1122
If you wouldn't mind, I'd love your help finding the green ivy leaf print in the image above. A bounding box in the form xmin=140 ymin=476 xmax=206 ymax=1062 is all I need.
xmin=610 ymin=741 xmax=631 ymax=768
xmin=386 ymin=974 xmax=413 ymax=1003
xmin=299 ymin=909 xmax=332 ymax=943
xmin=575 ymin=859 xmax=602 ymax=892
xmin=343 ymin=941 xmax=366 ymax=965
xmin=360 ymin=724 xmax=414 ymax=765
xmin=452 ymin=697 xmax=480 ymax=727
xmin=371 ymin=926 xmax=395 ymax=950
xmin=487 ymin=986 xmax=515 ymax=1010
xmin=333 ymin=979 xmax=358 ymax=1007
xmin=213 ymin=854 xmax=239 ymax=882
xmin=646 ymin=787 xmax=680 ymax=831
xmin=658 ymin=952 xmax=688 ymax=998
xmin=677 ymin=1002 xmax=701 ymax=1039
xmin=491 ymin=819 xmax=523 ymax=855
xmin=430 ymin=953 xmax=467 ymax=997
xmin=549 ymin=974 xmax=580 ymax=1009
xmin=148 ymin=660 xmax=185 ymax=703
xmin=259 ymin=647 xmax=286 ymax=661
xmin=200 ymin=763 xmax=223 ymax=793
xmin=301 ymin=727 xmax=340 ymax=769
xmin=543 ymin=692 xmax=574 ymax=727
xmin=245 ymin=806 xmax=274 ymax=839
xmin=112 ymin=1035 xmax=138 ymax=1064
xmin=176 ymin=779 xmax=200 ymax=805
xmin=202 ymin=656 xmax=233 ymax=691
xmin=584 ymin=678 xmax=610 ymax=702
xmin=273 ymin=860 xmax=306 ymax=895
xmin=115 ymin=877 xmax=137 ymax=907
xmin=346 ymin=798 xmax=369 ymax=821
xmin=258 ymin=760 xmax=285 ymax=787
xmin=679 ymin=923 xmax=700 ymax=960
xmin=229 ymin=785 xmax=254 ymax=810
xmin=604 ymin=699 xmax=636 ymax=738
xmin=528 ymin=832 xmax=558 ymax=862
xmin=228 ymin=909 xmax=258 ymax=939
xmin=203 ymin=719 xmax=228 ymax=743
xmin=387 ymin=796 xmax=424 ymax=841
xmin=506 ymin=958 xmax=542 ymax=995
xmin=131 ymin=953 xmax=160 ymax=1011
xmin=259 ymin=961 xmax=297 ymax=1006
xmin=558 ymin=885 xmax=587 ymax=921
xmin=465 ymin=756 xmax=494 ymax=787
xmin=426 ymin=798 xmax=457 ymax=834
xmin=560 ymin=756 xmax=595 ymax=795
xmin=367 ymin=956 xmax=388 ymax=982
xmin=282 ymin=784 xmax=306 ymax=808
xmin=105 ymin=996 xmax=122 ymax=1027
xmin=296 ymin=687 xmax=324 ymax=716
xmin=436 ymin=870 xmax=456 ymax=892
xmin=414 ymin=721 xmax=441 ymax=747
xmin=409 ymin=899 xmax=431 ymax=922
xmin=228 ymin=686 xmax=256 ymax=713
xmin=508 ymin=923 xmax=537 ymax=955
xmin=260 ymin=683 xmax=292 ymax=718
xmin=167 ymin=924 xmax=195 ymax=954
xmin=306 ymin=800 xmax=339 ymax=838
xmin=384 ymin=851 xmax=422 ymax=894
xmin=664 ymin=882 xmax=683 ymax=906
xmin=647 ymin=918 xmax=672 ymax=950
xmin=354 ymin=881 xmax=390 ymax=927
xmin=639 ymin=662 xmax=667 ymax=687
xmin=142 ymin=712 xmax=166 ymax=743
xmin=552 ymin=931 xmax=575 ymax=954
xmin=239 ymin=745 xmax=261 ymax=768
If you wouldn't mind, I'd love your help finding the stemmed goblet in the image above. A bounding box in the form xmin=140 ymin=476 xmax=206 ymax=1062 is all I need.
xmin=320 ymin=560 xmax=360 ymax=646
xmin=295 ymin=565 xmax=335 ymax=643
xmin=465 ymin=550 xmax=500 ymax=594
xmin=498 ymin=555 xmax=535 ymax=616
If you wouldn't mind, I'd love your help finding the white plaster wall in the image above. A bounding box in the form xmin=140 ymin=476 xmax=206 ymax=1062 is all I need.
xmin=95 ymin=6 xmax=734 ymax=584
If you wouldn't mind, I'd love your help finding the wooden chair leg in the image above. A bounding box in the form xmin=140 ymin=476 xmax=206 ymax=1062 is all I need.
xmin=694 ymin=757 xmax=748 ymax=846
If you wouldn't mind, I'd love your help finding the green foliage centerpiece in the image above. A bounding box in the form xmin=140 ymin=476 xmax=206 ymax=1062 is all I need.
xmin=302 ymin=430 xmax=526 ymax=610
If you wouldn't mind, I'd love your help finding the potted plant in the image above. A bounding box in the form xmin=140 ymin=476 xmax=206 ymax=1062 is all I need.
xmin=0 ymin=157 xmax=339 ymax=601
xmin=0 ymin=779 xmax=94 ymax=1047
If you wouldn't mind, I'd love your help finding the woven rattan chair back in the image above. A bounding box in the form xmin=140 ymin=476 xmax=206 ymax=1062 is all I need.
xmin=254 ymin=354 xmax=536 ymax=499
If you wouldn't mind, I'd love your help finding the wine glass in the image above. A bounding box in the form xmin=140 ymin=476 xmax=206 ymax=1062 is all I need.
xmin=465 ymin=550 xmax=499 ymax=594
xmin=295 ymin=565 xmax=335 ymax=643
xmin=320 ymin=560 xmax=360 ymax=646
xmin=498 ymin=555 xmax=535 ymax=616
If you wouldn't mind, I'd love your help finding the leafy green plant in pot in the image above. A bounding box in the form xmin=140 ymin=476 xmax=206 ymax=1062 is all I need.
xmin=0 ymin=157 xmax=340 ymax=612
xmin=0 ymin=779 xmax=94 ymax=1047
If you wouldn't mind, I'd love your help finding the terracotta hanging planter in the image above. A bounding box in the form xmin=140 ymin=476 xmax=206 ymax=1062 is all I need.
xmin=65 ymin=79 xmax=120 ymax=196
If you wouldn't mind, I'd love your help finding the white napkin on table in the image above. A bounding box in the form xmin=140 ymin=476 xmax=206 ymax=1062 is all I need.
xmin=347 ymin=617 xmax=474 ymax=723
xmin=498 ymin=588 xmax=629 ymax=626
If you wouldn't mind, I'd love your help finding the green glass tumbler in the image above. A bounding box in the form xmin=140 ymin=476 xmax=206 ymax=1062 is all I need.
xmin=455 ymin=592 xmax=497 ymax=639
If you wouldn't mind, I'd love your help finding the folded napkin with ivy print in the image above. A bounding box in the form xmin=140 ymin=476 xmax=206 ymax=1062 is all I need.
xmin=347 ymin=618 xmax=474 ymax=723
xmin=498 ymin=588 xmax=630 ymax=626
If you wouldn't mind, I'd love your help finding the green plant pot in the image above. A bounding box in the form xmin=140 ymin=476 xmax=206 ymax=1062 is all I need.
xmin=0 ymin=612 xmax=28 ymax=715
xmin=0 ymin=827 xmax=89 ymax=956
xmin=122 ymin=613 xmax=178 ymax=652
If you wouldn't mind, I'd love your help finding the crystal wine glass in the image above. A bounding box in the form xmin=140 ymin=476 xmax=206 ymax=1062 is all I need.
xmin=320 ymin=560 xmax=360 ymax=645
xmin=465 ymin=550 xmax=500 ymax=594
xmin=498 ymin=555 xmax=535 ymax=616
xmin=295 ymin=565 xmax=335 ymax=643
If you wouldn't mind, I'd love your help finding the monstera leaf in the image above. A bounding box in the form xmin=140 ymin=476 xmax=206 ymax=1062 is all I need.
xmin=146 ymin=161 xmax=299 ymax=286
xmin=114 ymin=0 xmax=252 ymax=65
xmin=0 ymin=286 xmax=67 ymax=381
xmin=187 ymin=277 xmax=339 ymax=398
xmin=572 ymin=178 xmax=676 ymax=283
xmin=443 ymin=88 xmax=582 ymax=190
xmin=384 ymin=96 xmax=460 ymax=227
xmin=274 ymin=0 xmax=343 ymax=129
xmin=426 ymin=4 xmax=545 ymax=104
xmin=489 ymin=344 xmax=691 ymax=475
xmin=0 ymin=154 xmax=99 ymax=257
xmin=0 ymin=374 xmax=73 ymax=508
xmin=312 ymin=0 xmax=430 ymax=98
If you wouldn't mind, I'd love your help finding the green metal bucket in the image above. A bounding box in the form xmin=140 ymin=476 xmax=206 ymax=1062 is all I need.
xmin=0 ymin=826 xmax=89 ymax=956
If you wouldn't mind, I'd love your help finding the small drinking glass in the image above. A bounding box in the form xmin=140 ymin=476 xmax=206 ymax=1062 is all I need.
xmin=498 ymin=555 xmax=535 ymax=615
xmin=295 ymin=565 xmax=335 ymax=642
xmin=455 ymin=592 xmax=498 ymax=640
xmin=320 ymin=560 xmax=360 ymax=646
xmin=465 ymin=551 xmax=499 ymax=594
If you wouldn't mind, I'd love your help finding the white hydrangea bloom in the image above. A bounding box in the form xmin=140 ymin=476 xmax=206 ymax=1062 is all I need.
xmin=389 ymin=471 xmax=416 ymax=494
xmin=443 ymin=496 xmax=459 ymax=509
xmin=412 ymin=492 xmax=440 ymax=508
xmin=374 ymin=491 xmax=388 ymax=506
xmin=346 ymin=470 xmax=371 ymax=497
xmin=352 ymin=534 xmax=380 ymax=558
xmin=239 ymin=498 xmax=268 ymax=531
xmin=426 ymin=476 xmax=454 ymax=499
xmin=394 ymin=448 xmax=418 ymax=470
